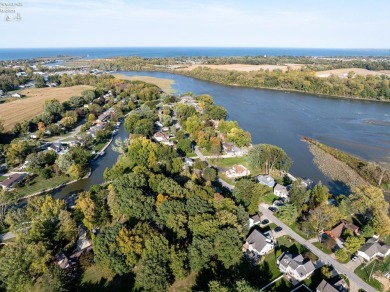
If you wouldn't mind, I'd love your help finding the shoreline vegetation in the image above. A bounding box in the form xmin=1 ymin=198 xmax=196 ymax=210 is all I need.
xmin=303 ymin=137 xmax=390 ymax=191
xmin=73 ymin=56 xmax=390 ymax=102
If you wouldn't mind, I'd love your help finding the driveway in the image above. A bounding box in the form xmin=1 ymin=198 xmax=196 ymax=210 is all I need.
xmin=259 ymin=204 xmax=377 ymax=292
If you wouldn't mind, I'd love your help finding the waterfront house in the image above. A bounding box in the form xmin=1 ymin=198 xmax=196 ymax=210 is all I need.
xmin=256 ymin=175 xmax=276 ymax=188
xmin=225 ymin=164 xmax=250 ymax=178
xmin=357 ymin=238 xmax=390 ymax=261
xmin=222 ymin=142 xmax=235 ymax=156
xmin=183 ymin=157 xmax=194 ymax=167
xmin=273 ymin=183 xmax=289 ymax=199
xmin=243 ymin=229 xmax=274 ymax=256
xmin=0 ymin=172 xmax=27 ymax=190
xmin=277 ymin=252 xmax=315 ymax=284
xmin=301 ymin=178 xmax=314 ymax=189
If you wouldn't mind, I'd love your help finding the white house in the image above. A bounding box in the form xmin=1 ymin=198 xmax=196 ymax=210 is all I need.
xmin=12 ymin=93 xmax=22 ymax=98
xmin=274 ymin=183 xmax=289 ymax=199
xmin=357 ymin=238 xmax=390 ymax=261
xmin=277 ymin=252 xmax=315 ymax=284
xmin=243 ymin=229 xmax=274 ymax=256
xmin=248 ymin=214 xmax=261 ymax=227
xmin=153 ymin=132 xmax=169 ymax=143
xmin=225 ymin=164 xmax=250 ymax=178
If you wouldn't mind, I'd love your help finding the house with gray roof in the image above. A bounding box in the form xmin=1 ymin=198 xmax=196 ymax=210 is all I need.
xmin=256 ymin=175 xmax=275 ymax=188
xmin=274 ymin=183 xmax=289 ymax=199
xmin=277 ymin=252 xmax=315 ymax=284
xmin=249 ymin=214 xmax=261 ymax=227
xmin=357 ymin=238 xmax=390 ymax=261
xmin=0 ymin=172 xmax=27 ymax=190
xmin=316 ymin=278 xmax=348 ymax=292
xmin=243 ymin=229 xmax=274 ymax=256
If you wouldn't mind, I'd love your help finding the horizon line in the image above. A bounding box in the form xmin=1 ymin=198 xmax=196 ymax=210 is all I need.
xmin=1 ymin=46 xmax=389 ymax=50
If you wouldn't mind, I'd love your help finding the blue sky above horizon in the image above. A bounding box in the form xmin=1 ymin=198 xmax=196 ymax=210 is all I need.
xmin=1 ymin=0 xmax=389 ymax=48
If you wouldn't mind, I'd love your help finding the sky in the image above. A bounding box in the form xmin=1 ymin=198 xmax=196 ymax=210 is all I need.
xmin=1 ymin=0 xmax=389 ymax=48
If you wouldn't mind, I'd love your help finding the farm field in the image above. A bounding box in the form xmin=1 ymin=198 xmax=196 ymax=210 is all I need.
xmin=315 ymin=68 xmax=390 ymax=78
xmin=112 ymin=74 xmax=175 ymax=94
xmin=0 ymin=85 xmax=94 ymax=131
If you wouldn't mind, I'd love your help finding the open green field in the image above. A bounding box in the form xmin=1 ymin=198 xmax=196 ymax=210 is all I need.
xmin=16 ymin=175 xmax=71 ymax=197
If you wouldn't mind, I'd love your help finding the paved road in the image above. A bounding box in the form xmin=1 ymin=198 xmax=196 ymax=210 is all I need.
xmin=259 ymin=204 xmax=376 ymax=292
xmin=194 ymin=147 xmax=235 ymax=190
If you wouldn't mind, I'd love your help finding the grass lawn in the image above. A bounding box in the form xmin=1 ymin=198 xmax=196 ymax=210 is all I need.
xmin=80 ymin=264 xmax=137 ymax=292
xmin=313 ymin=242 xmax=333 ymax=255
xmin=262 ymin=252 xmax=283 ymax=280
xmin=288 ymin=222 xmax=310 ymax=239
xmin=354 ymin=257 xmax=390 ymax=291
xmin=276 ymin=235 xmax=305 ymax=254
xmin=16 ymin=175 xmax=71 ymax=196
xmin=93 ymin=140 xmax=109 ymax=152
xmin=0 ymin=176 xmax=6 ymax=182
xmin=169 ymin=272 xmax=197 ymax=292
xmin=260 ymin=192 xmax=279 ymax=205
xmin=186 ymin=152 xmax=198 ymax=158
xmin=211 ymin=156 xmax=254 ymax=171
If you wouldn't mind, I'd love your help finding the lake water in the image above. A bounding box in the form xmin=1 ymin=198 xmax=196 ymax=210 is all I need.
xmin=55 ymin=71 xmax=390 ymax=197
xmin=1 ymin=47 xmax=389 ymax=60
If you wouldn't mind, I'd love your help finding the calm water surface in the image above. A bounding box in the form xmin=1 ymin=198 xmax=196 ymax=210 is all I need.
xmin=55 ymin=71 xmax=390 ymax=197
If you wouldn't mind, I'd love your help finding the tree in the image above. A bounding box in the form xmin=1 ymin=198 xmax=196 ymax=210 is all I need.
xmin=208 ymin=105 xmax=228 ymax=120
xmin=0 ymin=119 xmax=4 ymax=133
xmin=321 ymin=265 xmax=333 ymax=280
xmin=136 ymin=234 xmax=171 ymax=291
xmin=233 ymin=179 xmax=267 ymax=214
xmin=335 ymin=248 xmax=349 ymax=262
xmin=276 ymin=204 xmax=298 ymax=223
xmin=44 ymin=99 xmax=63 ymax=117
xmin=310 ymin=182 xmax=329 ymax=207
xmin=55 ymin=152 xmax=73 ymax=174
xmin=344 ymin=236 xmax=365 ymax=254
xmin=227 ymin=127 xmax=252 ymax=148
xmin=94 ymin=225 xmax=130 ymax=275
xmin=60 ymin=116 xmax=77 ymax=129
xmin=247 ymin=144 xmax=292 ymax=173
xmin=55 ymin=210 xmax=78 ymax=248
xmin=360 ymin=224 xmax=375 ymax=238
xmin=87 ymin=113 xmax=96 ymax=122
xmin=70 ymin=95 xmax=85 ymax=107
xmin=176 ymin=139 xmax=192 ymax=156
xmin=307 ymin=204 xmax=342 ymax=240
xmin=203 ymin=167 xmax=217 ymax=182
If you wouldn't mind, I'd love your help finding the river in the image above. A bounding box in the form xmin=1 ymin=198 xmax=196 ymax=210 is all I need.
xmin=55 ymin=71 xmax=390 ymax=197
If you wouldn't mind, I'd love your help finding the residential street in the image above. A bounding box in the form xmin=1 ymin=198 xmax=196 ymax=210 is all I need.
xmin=259 ymin=204 xmax=376 ymax=292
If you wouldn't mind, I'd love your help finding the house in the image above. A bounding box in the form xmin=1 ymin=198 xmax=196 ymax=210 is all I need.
xmin=274 ymin=184 xmax=289 ymax=199
xmin=324 ymin=220 xmax=360 ymax=247
xmin=249 ymin=214 xmax=261 ymax=227
xmin=183 ymin=157 xmax=194 ymax=167
xmin=257 ymin=175 xmax=276 ymax=188
xmin=96 ymin=108 xmax=115 ymax=123
xmin=154 ymin=121 xmax=163 ymax=128
xmin=153 ymin=132 xmax=169 ymax=142
xmin=243 ymin=229 xmax=274 ymax=255
xmin=0 ymin=172 xmax=27 ymax=190
xmin=316 ymin=278 xmax=348 ymax=292
xmin=48 ymin=143 xmax=68 ymax=154
xmin=54 ymin=251 xmax=70 ymax=269
xmin=301 ymin=178 xmax=314 ymax=189
xmin=277 ymin=252 xmax=315 ymax=284
xmin=88 ymin=124 xmax=104 ymax=138
xmin=357 ymin=238 xmax=390 ymax=261
xmin=0 ymin=90 xmax=4 ymax=96
xmin=223 ymin=142 xmax=235 ymax=156
xmin=225 ymin=164 xmax=250 ymax=178
xmin=11 ymin=93 xmax=22 ymax=98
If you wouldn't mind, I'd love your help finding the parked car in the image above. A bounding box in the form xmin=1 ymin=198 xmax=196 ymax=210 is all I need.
xmin=352 ymin=255 xmax=359 ymax=262
xmin=274 ymin=226 xmax=283 ymax=233
xmin=261 ymin=219 xmax=269 ymax=225
xmin=268 ymin=207 xmax=277 ymax=212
